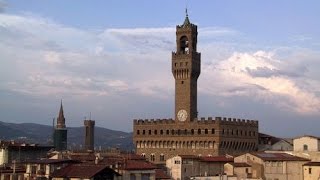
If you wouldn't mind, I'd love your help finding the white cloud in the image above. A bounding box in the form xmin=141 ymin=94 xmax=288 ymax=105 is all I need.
xmin=201 ymin=50 xmax=320 ymax=115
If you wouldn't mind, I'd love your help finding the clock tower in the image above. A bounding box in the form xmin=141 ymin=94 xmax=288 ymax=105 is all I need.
xmin=172 ymin=10 xmax=201 ymax=122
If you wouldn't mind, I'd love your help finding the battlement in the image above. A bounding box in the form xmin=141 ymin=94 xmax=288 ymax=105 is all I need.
xmin=133 ymin=117 xmax=258 ymax=126
xmin=84 ymin=120 xmax=95 ymax=126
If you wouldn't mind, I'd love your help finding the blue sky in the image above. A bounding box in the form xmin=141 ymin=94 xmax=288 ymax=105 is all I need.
xmin=0 ymin=0 xmax=320 ymax=137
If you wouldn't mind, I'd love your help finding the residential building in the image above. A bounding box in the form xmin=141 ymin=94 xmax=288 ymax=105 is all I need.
xmin=0 ymin=140 xmax=52 ymax=166
xmin=234 ymin=152 xmax=309 ymax=180
xmin=294 ymin=135 xmax=320 ymax=152
xmin=52 ymin=164 xmax=121 ymax=180
xmin=224 ymin=162 xmax=252 ymax=179
xmin=23 ymin=159 xmax=78 ymax=180
xmin=166 ymin=155 xmax=233 ymax=180
xmin=303 ymin=161 xmax=320 ymax=180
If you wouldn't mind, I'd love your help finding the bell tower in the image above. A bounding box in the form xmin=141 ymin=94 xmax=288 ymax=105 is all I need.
xmin=172 ymin=10 xmax=201 ymax=122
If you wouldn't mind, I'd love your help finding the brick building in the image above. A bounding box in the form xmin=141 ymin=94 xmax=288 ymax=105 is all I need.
xmin=133 ymin=11 xmax=259 ymax=164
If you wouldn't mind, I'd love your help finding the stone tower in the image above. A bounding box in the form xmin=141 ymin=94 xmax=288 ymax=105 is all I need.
xmin=172 ymin=10 xmax=201 ymax=122
xmin=53 ymin=101 xmax=68 ymax=151
xmin=84 ymin=120 xmax=95 ymax=151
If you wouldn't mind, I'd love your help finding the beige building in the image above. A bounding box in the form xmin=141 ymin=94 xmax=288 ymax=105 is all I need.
xmin=294 ymin=135 xmax=320 ymax=152
xmin=303 ymin=161 xmax=320 ymax=180
xmin=224 ymin=162 xmax=252 ymax=179
xmin=166 ymin=155 xmax=233 ymax=180
xmin=234 ymin=152 xmax=309 ymax=180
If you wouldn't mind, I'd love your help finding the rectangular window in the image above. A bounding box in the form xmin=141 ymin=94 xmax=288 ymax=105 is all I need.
xmin=309 ymin=167 xmax=312 ymax=174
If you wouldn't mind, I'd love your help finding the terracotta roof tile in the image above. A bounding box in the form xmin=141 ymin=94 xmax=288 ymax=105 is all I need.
xmin=52 ymin=164 xmax=120 ymax=178
xmin=304 ymin=162 xmax=320 ymax=166
xmin=200 ymin=156 xmax=233 ymax=162
xmin=155 ymin=169 xmax=171 ymax=179
xmin=251 ymin=152 xmax=310 ymax=161
xmin=123 ymin=160 xmax=157 ymax=170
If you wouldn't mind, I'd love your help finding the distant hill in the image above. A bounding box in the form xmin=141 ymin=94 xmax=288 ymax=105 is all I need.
xmin=0 ymin=121 xmax=133 ymax=151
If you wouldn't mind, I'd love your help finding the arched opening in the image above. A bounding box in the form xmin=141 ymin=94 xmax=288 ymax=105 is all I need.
xmin=180 ymin=36 xmax=189 ymax=54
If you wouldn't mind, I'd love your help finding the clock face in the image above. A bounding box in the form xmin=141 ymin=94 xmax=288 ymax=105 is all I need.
xmin=177 ymin=109 xmax=188 ymax=121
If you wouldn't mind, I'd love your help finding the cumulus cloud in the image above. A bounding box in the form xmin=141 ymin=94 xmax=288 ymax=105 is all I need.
xmin=201 ymin=51 xmax=320 ymax=114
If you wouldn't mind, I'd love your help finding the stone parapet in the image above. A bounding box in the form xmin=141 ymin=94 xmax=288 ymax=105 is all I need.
xmin=134 ymin=117 xmax=258 ymax=126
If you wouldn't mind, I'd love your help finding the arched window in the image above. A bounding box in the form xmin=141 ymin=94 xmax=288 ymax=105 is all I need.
xmin=154 ymin=130 xmax=157 ymax=135
xmin=160 ymin=154 xmax=165 ymax=162
xmin=205 ymin=129 xmax=208 ymax=134
xmin=304 ymin=144 xmax=308 ymax=151
xmin=166 ymin=130 xmax=169 ymax=135
xmin=171 ymin=129 xmax=175 ymax=135
xmin=198 ymin=129 xmax=201 ymax=135
xmin=143 ymin=130 xmax=145 ymax=135
xmin=148 ymin=130 xmax=151 ymax=135
xmin=160 ymin=130 xmax=163 ymax=135
xmin=180 ymin=36 xmax=189 ymax=54
xmin=150 ymin=154 xmax=155 ymax=161
xmin=137 ymin=130 xmax=140 ymax=135
xmin=191 ymin=129 xmax=194 ymax=135
xmin=211 ymin=128 xmax=215 ymax=134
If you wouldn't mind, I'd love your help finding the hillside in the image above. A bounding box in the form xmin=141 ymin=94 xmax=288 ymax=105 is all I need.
xmin=0 ymin=121 xmax=133 ymax=151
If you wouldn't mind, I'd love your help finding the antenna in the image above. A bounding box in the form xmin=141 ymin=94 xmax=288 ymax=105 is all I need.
xmin=89 ymin=112 xmax=91 ymax=120
xmin=185 ymin=0 xmax=189 ymax=17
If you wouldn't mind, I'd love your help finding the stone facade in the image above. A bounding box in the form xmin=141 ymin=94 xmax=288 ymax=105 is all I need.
xmin=294 ymin=135 xmax=320 ymax=152
xmin=133 ymin=13 xmax=259 ymax=164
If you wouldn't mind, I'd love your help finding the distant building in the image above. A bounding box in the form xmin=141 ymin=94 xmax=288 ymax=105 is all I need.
xmin=52 ymin=163 xmax=121 ymax=180
xmin=0 ymin=140 xmax=52 ymax=165
xmin=258 ymin=133 xmax=293 ymax=151
xmin=294 ymin=135 xmax=320 ymax=152
xmin=24 ymin=159 xmax=78 ymax=179
xmin=166 ymin=155 xmax=233 ymax=180
xmin=133 ymin=11 xmax=259 ymax=164
xmin=84 ymin=120 xmax=95 ymax=151
xmin=224 ymin=162 xmax=252 ymax=179
xmin=303 ymin=161 xmax=320 ymax=180
xmin=53 ymin=101 xmax=68 ymax=151
xmin=234 ymin=152 xmax=309 ymax=180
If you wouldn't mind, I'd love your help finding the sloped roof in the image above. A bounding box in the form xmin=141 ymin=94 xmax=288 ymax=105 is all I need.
xmin=251 ymin=152 xmax=309 ymax=161
xmin=227 ymin=162 xmax=251 ymax=167
xmin=304 ymin=162 xmax=320 ymax=166
xmin=26 ymin=159 xmax=78 ymax=164
xmin=123 ymin=160 xmax=157 ymax=170
xmin=52 ymin=164 xmax=120 ymax=178
xmin=200 ymin=156 xmax=234 ymax=162
xmin=155 ymin=169 xmax=171 ymax=179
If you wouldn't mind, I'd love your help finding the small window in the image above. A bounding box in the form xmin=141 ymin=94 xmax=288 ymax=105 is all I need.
xmin=160 ymin=130 xmax=163 ymax=135
xmin=150 ymin=154 xmax=155 ymax=161
xmin=309 ymin=167 xmax=312 ymax=174
xmin=197 ymin=129 xmax=201 ymax=135
xmin=154 ymin=130 xmax=157 ymax=135
xmin=160 ymin=154 xmax=165 ymax=161
xmin=205 ymin=129 xmax=208 ymax=134
xmin=211 ymin=128 xmax=215 ymax=134
xmin=181 ymin=81 xmax=184 ymax=84
xmin=137 ymin=130 xmax=140 ymax=135
xmin=148 ymin=130 xmax=151 ymax=135
xmin=166 ymin=130 xmax=169 ymax=135
xmin=304 ymin=144 xmax=308 ymax=151
xmin=143 ymin=130 xmax=145 ymax=135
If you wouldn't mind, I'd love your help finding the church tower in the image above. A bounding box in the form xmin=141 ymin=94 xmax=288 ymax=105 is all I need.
xmin=172 ymin=10 xmax=201 ymax=122
xmin=53 ymin=100 xmax=68 ymax=151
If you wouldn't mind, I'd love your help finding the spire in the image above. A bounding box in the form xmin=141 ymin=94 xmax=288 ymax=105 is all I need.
xmin=182 ymin=8 xmax=191 ymax=27
xmin=56 ymin=99 xmax=66 ymax=128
